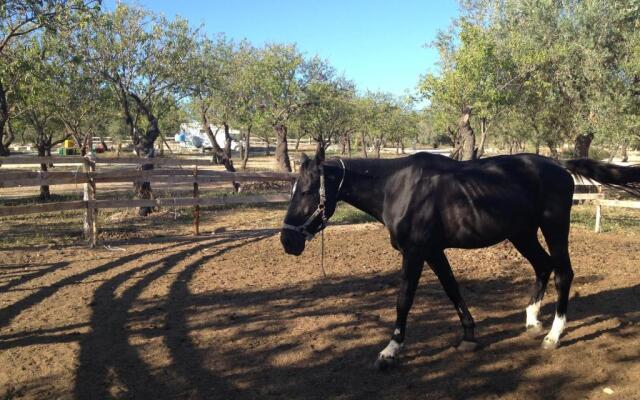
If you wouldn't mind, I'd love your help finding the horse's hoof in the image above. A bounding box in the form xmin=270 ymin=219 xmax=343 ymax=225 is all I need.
xmin=541 ymin=337 xmax=559 ymax=350
xmin=456 ymin=340 xmax=480 ymax=352
xmin=374 ymin=356 xmax=396 ymax=371
xmin=526 ymin=323 xmax=544 ymax=336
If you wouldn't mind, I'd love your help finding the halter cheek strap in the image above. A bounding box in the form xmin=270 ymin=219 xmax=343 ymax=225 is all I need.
xmin=283 ymin=159 xmax=346 ymax=241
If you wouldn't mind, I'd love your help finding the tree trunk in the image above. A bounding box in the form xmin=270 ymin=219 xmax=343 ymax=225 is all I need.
xmin=449 ymin=126 xmax=462 ymax=160
xmin=265 ymin=136 xmax=271 ymax=155
xmin=476 ymin=117 xmax=488 ymax=158
xmin=201 ymin=113 xmax=236 ymax=172
xmin=161 ymin=134 xmax=173 ymax=155
xmin=459 ymin=107 xmax=475 ymax=161
xmin=346 ymin=133 xmax=352 ymax=157
xmin=374 ymin=138 xmax=381 ymax=158
xmin=608 ymin=145 xmax=618 ymax=163
xmin=4 ymin=118 xmax=15 ymax=154
xmin=360 ymin=131 xmax=368 ymax=158
xmin=69 ymin=129 xmax=87 ymax=156
xmin=204 ymin=119 xmax=239 ymax=191
xmin=128 ymin=94 xmax=161 ymax=217
xmin=546 ymin=140 xmax=559 ymax=159
xmin=223 ymin=122 xmax=233 ymax=160
xmin=133 ymin=131 xmax=156 ymax=217
xmin=621 ymin=142 xmax=629 ymax=162
xmin=295 ymin=135 xmax=301 ymax=151
xmin=573 ymin=132 xmax=594 ymax=158
xmin=0 ymin=79 xmax=12 ymax=156
xmin=37 ymin=143 xmax=50 ymax=201
xmin=100 ymin=135 xmax=109 ymax=151
xmin=400 ymin=140 xmax=405 ymax=154
xmin=340 ymin=136 xmax=346 ymax=155
xmin=241 ymin=125 xmax=251 ymax=171
xmin=274 ymin=123 xmax=292 ymax=172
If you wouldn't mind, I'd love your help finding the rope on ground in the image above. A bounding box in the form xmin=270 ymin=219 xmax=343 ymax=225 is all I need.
xmin=103 ymin=245 xmax=126 ymax=252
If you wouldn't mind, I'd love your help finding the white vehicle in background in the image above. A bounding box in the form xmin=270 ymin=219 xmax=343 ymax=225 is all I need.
xmin=177 ymin=122 xmax=244 ymax=151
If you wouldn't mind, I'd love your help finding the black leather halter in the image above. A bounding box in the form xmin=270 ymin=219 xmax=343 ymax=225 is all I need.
xmin=282 ymin=159 xmax=346 ymax=240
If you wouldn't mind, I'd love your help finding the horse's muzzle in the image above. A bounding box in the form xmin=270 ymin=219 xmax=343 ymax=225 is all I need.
xmin=280 ymin=228 xmax=306 ymax=256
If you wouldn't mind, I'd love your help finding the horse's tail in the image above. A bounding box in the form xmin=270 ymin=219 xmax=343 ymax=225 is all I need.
xmin=561 ymin=158 xmax=640 ymax=196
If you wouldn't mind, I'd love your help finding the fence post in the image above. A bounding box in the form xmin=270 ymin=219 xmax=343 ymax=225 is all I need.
xmin=83 ymin=155 xmax=97 ymax=247
xmin=594 ymin=203 xmax=602 ymax=233
xmin=594 ymin=185 xmax=603 ymax=233
xmin=193 ymin=165 xmax=200 ymax=235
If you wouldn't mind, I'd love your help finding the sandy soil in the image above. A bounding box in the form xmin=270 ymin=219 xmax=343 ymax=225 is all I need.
xmin=0 ymin=216 xmax=639 ymax=399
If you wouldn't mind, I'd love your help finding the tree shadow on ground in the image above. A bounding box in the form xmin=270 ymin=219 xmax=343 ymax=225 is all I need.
xmin=76 ymin=243 xmax=640 ymax=399
xmin=1 ymin=231 xmax=638 ymax=399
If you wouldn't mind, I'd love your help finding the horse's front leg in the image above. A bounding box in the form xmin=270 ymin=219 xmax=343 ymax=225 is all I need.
xmin=426 ymin=250 xmax=478 ymax=351
xmin=375 ymin=251 xmax=424 ymax=370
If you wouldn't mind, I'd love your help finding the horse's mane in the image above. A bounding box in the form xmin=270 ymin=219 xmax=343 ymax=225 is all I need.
xmin=325 ymin=153 xmax=453 ymax=178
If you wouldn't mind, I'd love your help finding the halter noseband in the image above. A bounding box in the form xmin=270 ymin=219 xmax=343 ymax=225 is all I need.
xmin=282 ymin=159 xmax=346 ymax=241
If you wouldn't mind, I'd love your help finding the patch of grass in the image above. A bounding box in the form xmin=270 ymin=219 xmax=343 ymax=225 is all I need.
xmin=199 ymin=201 xmax=287 ymax=213
xmin=331 ymin=203 xmax=377 ymax=225
xmin=570 ymin=206 xmax=596 ymax=229
xmin=0 ymin=192 xmax=83 ymax=207
xmin=571 ymin=204 xmax=640 ymax=233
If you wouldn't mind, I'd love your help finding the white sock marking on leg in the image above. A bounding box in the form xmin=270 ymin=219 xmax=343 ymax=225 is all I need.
xmin=526 ymin=301 xmax=541 ymax=327
xmin=379 ymin=340 xmax=402 ymax=359
xmin=545 ymin=313 xmax=566 ymax=343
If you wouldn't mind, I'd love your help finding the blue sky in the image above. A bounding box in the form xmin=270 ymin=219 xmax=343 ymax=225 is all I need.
xmin=104 ymin=1 xmax=460 ymax=96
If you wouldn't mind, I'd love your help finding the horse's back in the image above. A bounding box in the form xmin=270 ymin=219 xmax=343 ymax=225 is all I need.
xmin=411 ymin=153 xmax=573 ymax=248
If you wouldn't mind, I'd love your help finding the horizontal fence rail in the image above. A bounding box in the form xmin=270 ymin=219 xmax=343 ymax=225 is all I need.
xmin=0 ymin=169 xmax=295 ymax=188
xmin=0 ymin=194 xmax=291 ymax=218
xmin=0 ymin=155 xmax=296 ymax=246
xmin=0 ymin=156 xmax=217 ymax=166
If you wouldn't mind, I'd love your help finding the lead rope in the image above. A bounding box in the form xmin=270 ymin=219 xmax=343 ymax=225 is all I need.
xmin=320 ymin=229 xmax=326 ymax=277
xmin=319 ymin=166 xmax=327 ymax=278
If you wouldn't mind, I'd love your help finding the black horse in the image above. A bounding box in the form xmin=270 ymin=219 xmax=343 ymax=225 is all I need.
xmin=280 ymin=150 xmax=640 ymax=370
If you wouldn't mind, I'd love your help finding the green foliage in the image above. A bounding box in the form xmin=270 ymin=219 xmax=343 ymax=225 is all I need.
xmin=80 ymin=4 xmax=196 ymax=152
xmin=0 ymin=0 xmax=100 ymax=56
xmin=2 ymin=0 xmax=423 ymax=160
xmin=253 ymin=43 xmax=307 ymax=126
xmin=295 ymin=63 xmax=357 ymax=147
xmin=420 ymin=0 xmax=640 ymax=157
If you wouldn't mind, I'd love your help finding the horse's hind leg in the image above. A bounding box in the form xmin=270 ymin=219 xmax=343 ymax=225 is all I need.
xmin=425 ymin=250 xmax=478 ymax=351
xmin=540 ymin=213 xmax=574 ymax=349
xmin=509 ymin=232 xmax=553 ymax=334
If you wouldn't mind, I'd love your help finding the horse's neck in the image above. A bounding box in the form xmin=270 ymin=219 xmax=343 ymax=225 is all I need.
xmin=337 ymin=162 xmax=388 ymax=222
xmin=333 ymin=154 xmax=453 ymax=223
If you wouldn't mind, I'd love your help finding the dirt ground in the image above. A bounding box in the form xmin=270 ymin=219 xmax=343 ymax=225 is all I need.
xmin=0 ymin=209 xmax=639 ymax=400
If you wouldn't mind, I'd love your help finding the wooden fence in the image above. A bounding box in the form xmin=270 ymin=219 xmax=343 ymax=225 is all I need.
xmin=1 ymin=156 xmax=639 ymax=245
xmin=565 ymin=181 xmax=640 ymax=233
xmin=0 ymin=155 xmax=295 ymax=246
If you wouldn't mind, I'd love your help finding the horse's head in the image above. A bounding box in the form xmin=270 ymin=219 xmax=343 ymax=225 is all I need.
xmin=280 ymin=151 xmax=344 ymax=256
